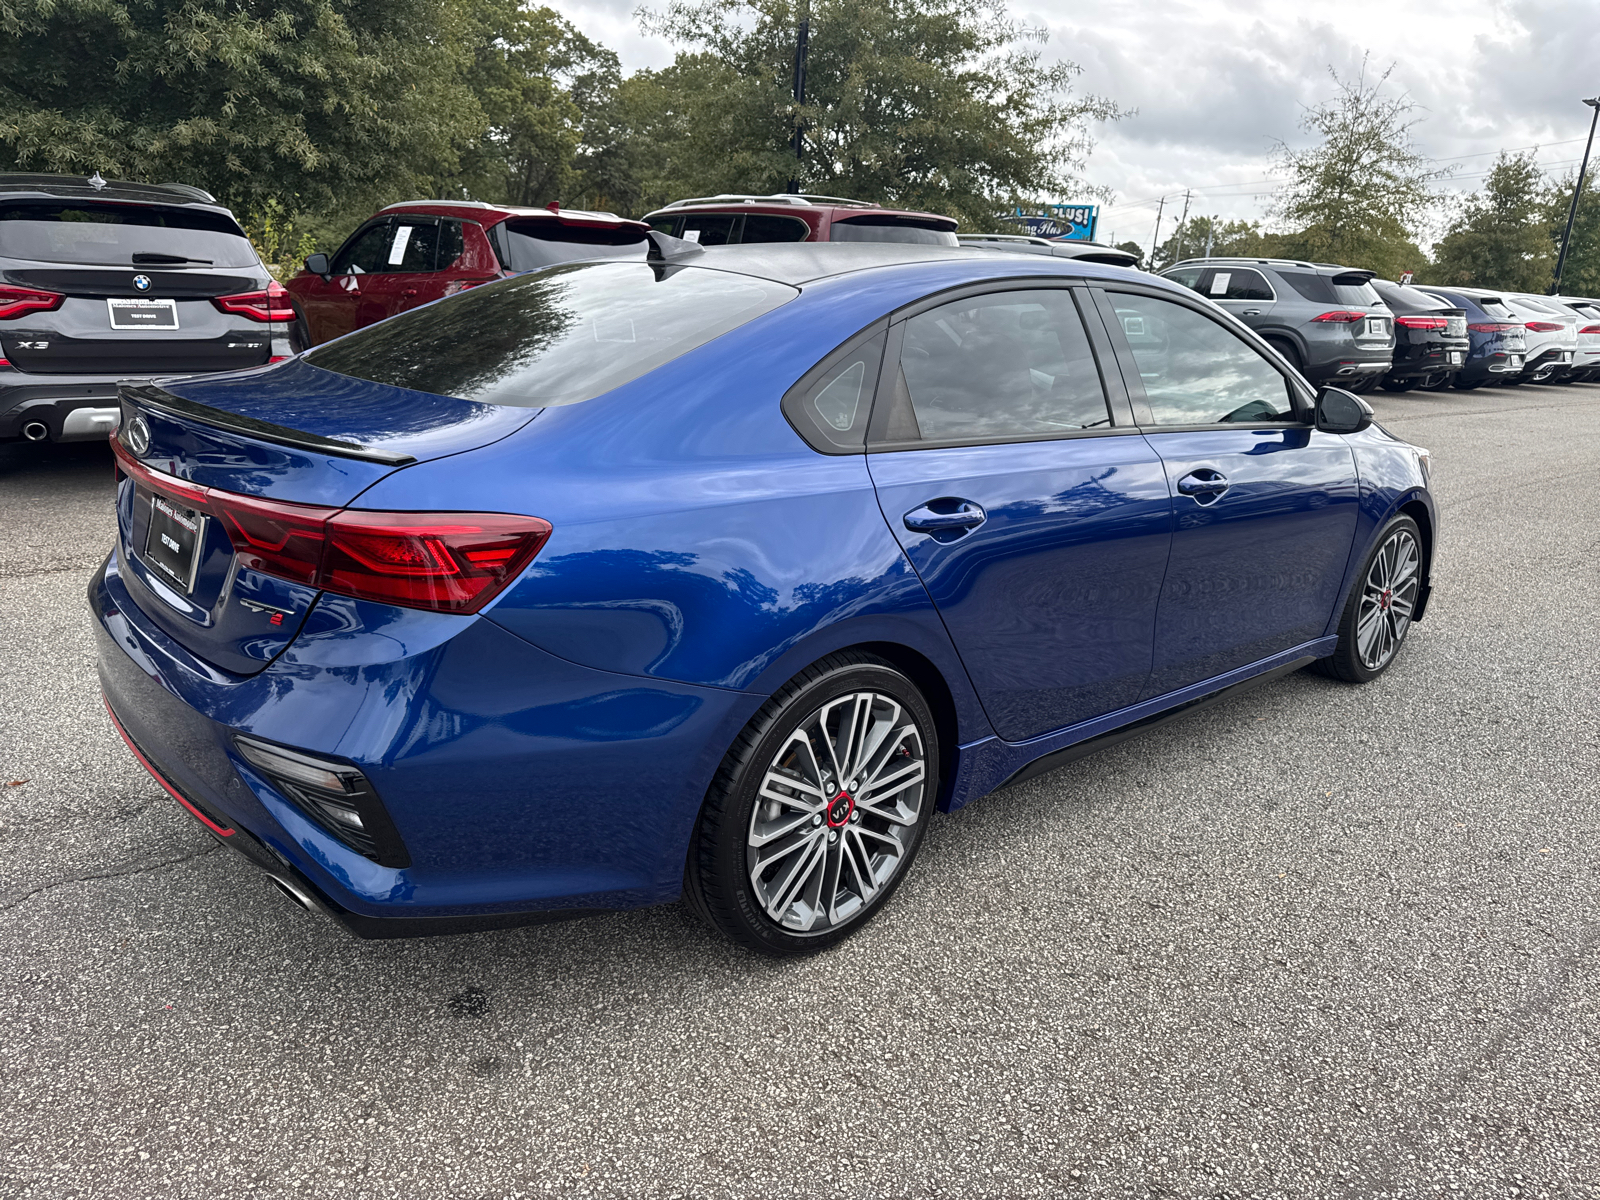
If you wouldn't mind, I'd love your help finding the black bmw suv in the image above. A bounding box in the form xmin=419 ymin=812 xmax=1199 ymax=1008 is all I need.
xmin=0 ymin=174 xmax=289 ymax=445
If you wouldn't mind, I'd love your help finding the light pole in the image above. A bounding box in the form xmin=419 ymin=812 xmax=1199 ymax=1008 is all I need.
xmin=786 ymin=18 xmax=810 ymax=195
xmin=1551 ymin=96 xmax=1600 ymax=295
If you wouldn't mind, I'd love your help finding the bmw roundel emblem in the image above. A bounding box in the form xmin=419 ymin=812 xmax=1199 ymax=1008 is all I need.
xmin=132 ymin=274 xmax=152 ymax=292
xmin=123 ymin=416 xmax=151 ymax=456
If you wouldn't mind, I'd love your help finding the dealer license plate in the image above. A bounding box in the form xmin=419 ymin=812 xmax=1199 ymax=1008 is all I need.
xmin=1509 ymin=355 xmax=1523 ymax=368
xmin=108 ymin=298 xmax=179 ymax=330
xmin=1449 ymin=351 xmax=1463 ymax=365
xmin=1365 ymin=318 xmax=1385 ymax=338
xmin=141 ymin=493 xmax=206 ymax=593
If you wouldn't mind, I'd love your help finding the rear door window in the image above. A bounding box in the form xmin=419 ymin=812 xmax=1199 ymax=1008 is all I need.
xmin=1205 ymin=268 xmax=1274 ymax=301
xmin=305 ymin=261 xmax=796 ymax=407
xmin=876 ymin=289 xmax=1111 ymax=443
xmin=331 ymin=220 xmax=393 ymax=276
xmin=678 ymin=214 xmax=740 ymax=246
xmin=0 ymin=200 xmax=258 ymax=268
xmin=740 ymin=214 xmax=811 ymax=243
xmin=385 ymin=219 xmax=441 ymax=272
xmin=490 ymin=218 xmax=648 ymax=271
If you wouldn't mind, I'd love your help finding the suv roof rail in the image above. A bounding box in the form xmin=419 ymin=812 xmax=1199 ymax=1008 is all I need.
xmin=958 ymin=233 xmax=1052 ymax=246
xmin=1166 ymin=256 xmax=1323 ymax=271
xmin=662 ymin=193 xmax=878 ymax=209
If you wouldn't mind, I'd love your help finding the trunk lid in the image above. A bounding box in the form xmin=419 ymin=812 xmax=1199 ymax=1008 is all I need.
xmin=111 ymin=359 xmax=539 ymax=675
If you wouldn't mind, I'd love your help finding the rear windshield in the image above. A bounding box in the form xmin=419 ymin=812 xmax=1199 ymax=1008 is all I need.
xmin=306 ymin=261 xmax=796 ymax=408
xmin=1375 ymin=282 xmax=1452 ymax=310
xmin=491 ymin=218 xmax=648 ymax=272
xmin=0 ymin=201 xmax=257 ymax=267
xmin=829 ymin=218 xmax=958 ymax=246
xmin=1479 ymin=298 xmax=1515 ymax=319
xmin=1279 ymin=271 xmax=1380 ymax=307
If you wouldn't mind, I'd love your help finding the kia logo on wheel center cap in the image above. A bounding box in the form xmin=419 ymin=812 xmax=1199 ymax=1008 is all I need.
xmin=132 ymin=274 xmax=152 ymax=291
xmin=826 ymin=791 xmax=855 ymax=828
xmin=122 ymin=415 xmax=151 ymax=456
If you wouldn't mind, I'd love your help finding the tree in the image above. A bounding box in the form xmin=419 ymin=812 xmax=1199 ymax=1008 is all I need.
xmin=1114 ymin=240 xmax=1144 ymax=267
xmin=619 ymin=0 xmax=1121 ymax=226
xmin=1546 ymin=169 xmax=1600 ymax=297
xmin=1269 ymin=61 xmax=1443 ymax=278
xmin=1425 ymin=153 xmax=1555 ymax=291
xmin=1151 ymin=214 xmax=1276 ymax=269
xmin=0 ymin=0 xmax=482 ymax=218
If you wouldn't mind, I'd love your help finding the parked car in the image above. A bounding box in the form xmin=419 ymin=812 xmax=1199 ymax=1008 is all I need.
xmin=1369 ymin=280 xmax=1470 ymax=392
xmin=284 ymin=202 xmax=651 ymax=349
xmin=1522 ymin=295 xmax=1598 ymax=383
xmin=96 ymin=239 xmax=1435 ymax=954
xmin=644 ymin=194 xmax=959 ymax=246
xmin=1160 ymin=258 xmax=1393 ymax=390
xmin=0 ymin=173 xmax=290 ymax=445
xmin=956 ymin=233 xmax=1140 ymax=267
xmin=1485 ymin=292 xmax=1579 ymax=384
xmin=1556 ymin=296 xmax=1600 ymax=380
xmin=1412 ymin=286 xmax=1529 ymax=388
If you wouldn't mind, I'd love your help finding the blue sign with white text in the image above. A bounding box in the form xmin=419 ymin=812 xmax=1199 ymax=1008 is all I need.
xmin=1009 ymin=204 xmax=1099 ymax=242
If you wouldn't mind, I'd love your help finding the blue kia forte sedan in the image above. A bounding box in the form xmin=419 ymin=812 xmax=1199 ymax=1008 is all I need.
xmin=93 ymin=238 xmax=1436 ymax=955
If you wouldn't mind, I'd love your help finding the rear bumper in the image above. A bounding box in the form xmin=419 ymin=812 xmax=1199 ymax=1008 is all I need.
xmin=0 ymin=374 xmax=134 ymax=441
xmin=90 ymin=548 xmax=759 ymax=937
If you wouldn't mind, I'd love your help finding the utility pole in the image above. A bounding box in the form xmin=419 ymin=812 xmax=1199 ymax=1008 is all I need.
xmin=786 ymin=17 xmax=810 ymax=194
xmin=1148 ymin=195 xmax=1166 ymax=270
xmin=1552 ymin=96 xmax=1600 ymax=295
xmin=1172 ymin=189 xmax=1192 ymax=262
xmin=1203 ymin=221 xmax=1214 ymax=259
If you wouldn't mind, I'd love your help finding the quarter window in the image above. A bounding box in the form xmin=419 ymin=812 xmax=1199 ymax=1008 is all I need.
xmin=1107 ymin=293 xmax=1295 ymax=426
xmin=880 ymin=290 xmax=1111 ymax=443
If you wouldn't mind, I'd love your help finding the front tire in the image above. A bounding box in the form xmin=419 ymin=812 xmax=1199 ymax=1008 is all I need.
xmin=685 ymin=652 xmax=939 ymax=956
xmin=1313 ymin=516 xmax=1423 ymax=684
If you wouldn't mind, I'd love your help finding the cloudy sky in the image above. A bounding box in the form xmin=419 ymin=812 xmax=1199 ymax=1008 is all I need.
xmin=551 ymin=0 xmax=1600 ymax=248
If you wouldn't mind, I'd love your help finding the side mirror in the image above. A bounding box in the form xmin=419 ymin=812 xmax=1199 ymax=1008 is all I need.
xmin=304 ymin=253 xmax=331 ymax=281
xmin=1314 ymin=386 xmax=1374 ymax=434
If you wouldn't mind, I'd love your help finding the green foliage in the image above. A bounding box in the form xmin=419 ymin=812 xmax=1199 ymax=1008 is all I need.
xmin=1114 ymin=240 xmax=1144 ymax=267
xmin=1152 ymin=215 xmax=1277 ymax=269
xmin=241 ymin=197 xmax=318 ymax=278
xmin=1549 ymin=170 xmax=1600 ymax=297
xmin=1424 ymin=153 xmax=1555 ymax=291
xmin=1269 ymin=61 xmax=1442 ymax=278
xmin=0 ymin=0 xmax=483 ymax=225
xmin=617 ymin=0 xmax=1121 ymax=225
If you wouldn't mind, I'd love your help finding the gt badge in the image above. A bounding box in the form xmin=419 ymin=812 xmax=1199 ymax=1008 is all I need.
xmin=239 ymin=598 xmax=294 ymax=627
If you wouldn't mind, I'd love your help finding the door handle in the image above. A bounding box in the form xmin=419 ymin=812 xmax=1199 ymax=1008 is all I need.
xmin=903 ymin=499 xmax=987 ymax=535
xmin=1176 ymin=470 xmax=1229 ymax=498
xmin=401 ymin=289 xmax=419 ymax=297
xmin=1241 ymin=309 xmax=1262 ymax=316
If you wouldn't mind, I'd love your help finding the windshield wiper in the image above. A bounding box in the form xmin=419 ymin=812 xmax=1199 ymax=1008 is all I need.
xmin=131 ymin=252 xmax=213 ymax=265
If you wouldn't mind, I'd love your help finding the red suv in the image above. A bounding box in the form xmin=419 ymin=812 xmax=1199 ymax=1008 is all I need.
xmin=643 ymin=194 xmax=959 ymax=246
xmin=284 ymin=201 xmax=651 ymax=348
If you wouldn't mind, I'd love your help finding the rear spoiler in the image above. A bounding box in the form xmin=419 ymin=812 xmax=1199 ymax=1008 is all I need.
xmin=119 ymin=383 xmax=417 ymax=466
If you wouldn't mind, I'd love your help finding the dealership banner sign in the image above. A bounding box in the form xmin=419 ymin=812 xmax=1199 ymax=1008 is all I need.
xmin=1009 ymin=204 xmax=1099 ymax=241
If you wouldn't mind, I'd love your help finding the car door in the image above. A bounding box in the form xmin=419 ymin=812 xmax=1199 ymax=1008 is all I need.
xmin=1199 ymin=266 xmax=1278 ymax=332
xmin=302 ymin=218 xmax=391 ymax=343
xmin=354 ymin=215 xmax=442 ymax=323
xmin=865 ymin=285 xmax=1174 ymax=743
xmin=1094 ymin=286 xmax=1360 ymax=698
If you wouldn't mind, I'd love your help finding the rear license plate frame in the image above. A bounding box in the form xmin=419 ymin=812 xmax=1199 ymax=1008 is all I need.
xmin=108 ymin=298 xmax=179 ymax=331
xmin=1365 ymin=318 xmax=1384 ymax=338
xmin=1449 ymin=351 xmax=1463 ymax=365
xmin=140 ymin=492 xmax=207 ymax=593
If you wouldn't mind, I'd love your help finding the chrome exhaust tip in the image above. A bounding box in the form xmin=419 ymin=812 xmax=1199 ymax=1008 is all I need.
xmin=268 ymin=876 xmax=314 ymax=912
xmin=22 ymin=421 xmax=49 ymax=442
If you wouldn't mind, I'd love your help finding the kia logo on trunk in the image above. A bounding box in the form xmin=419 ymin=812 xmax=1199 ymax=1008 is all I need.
xmin=123 ymin=416 xmax=151 ymax=456
xmin=132 ymin=275 xmax=152 ymax=291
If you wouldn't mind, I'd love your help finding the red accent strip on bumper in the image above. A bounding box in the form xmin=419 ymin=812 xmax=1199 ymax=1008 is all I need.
xmin=102 ymin=696 xmax=235 ymax=837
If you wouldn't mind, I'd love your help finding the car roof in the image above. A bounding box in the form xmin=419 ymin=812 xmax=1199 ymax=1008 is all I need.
xmin=644 ymin=194 xmax=957 ymax=229
xmin=378 ymin=200 xmax=647 ymax=228
xmin=675 ymin=241 xmax=1149 ymax=287
xmin=0 ymin=172 xmax=228 ymax=211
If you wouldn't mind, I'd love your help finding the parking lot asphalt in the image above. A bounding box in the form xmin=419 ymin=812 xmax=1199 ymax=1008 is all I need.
xmin=2 ymin=382 xmax=1598 ymax=1200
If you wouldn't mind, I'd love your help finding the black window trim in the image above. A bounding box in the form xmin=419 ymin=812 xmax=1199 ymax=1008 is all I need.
xmin=1090 ymin=281 xmax=1317 ymax=431
xmin=1195 ymin=265 xmax=1278 ymax=304
xmin=863 ymin=279 xmax=1139 ymax=454
xmin=779 ymin=319 xmax=890 ymax=455
xmin=329 ymin=216 xmax=392 ymax=275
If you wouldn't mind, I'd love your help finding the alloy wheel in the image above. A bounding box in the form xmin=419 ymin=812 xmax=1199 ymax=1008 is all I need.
xmin=746 ymin=691 xmax=927 ymax=936
xmin=1355 ymin=528 xmax=1420 ymax=671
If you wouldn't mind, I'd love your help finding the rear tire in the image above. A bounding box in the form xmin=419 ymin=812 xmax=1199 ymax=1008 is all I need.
xmin=1267 ymin=339 xmax=1305 ymax=379
xmin=1381 ymin=377 xmax=1418 ymax=393
xmin=685 ymin=652 xmax=940 ymax=956
xmin=1451 ymin=376 xmax=1482 ymax=391
xmin=1312 ymin=516 xmax=1422 ymax=684
xmin=288 ymin=313 xmax=313 ymax=355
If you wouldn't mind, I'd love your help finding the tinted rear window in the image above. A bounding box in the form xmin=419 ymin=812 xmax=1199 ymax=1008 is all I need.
xmin=0 ymin=201 xmax=256 ymax=267
xmin=1279 ymin=271 xmax=1379 ymax=307
xmin=1375 ymin=282 xmax=1452 ymax=311
xmin=1479 ymin=298 xmax=1515 ymax=318
xmin=491 ymin=218 xmax=647 ymax=272
xmin=830 ymin=218 xmax=958 ymax=246
xmin=306 ymin=261 xmax=796 ymax=408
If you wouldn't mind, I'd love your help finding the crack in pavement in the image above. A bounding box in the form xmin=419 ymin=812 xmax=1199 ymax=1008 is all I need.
xmin=0 ymin=843 xmax=224 ymax=913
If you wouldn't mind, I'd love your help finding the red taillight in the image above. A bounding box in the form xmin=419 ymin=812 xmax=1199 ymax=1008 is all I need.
xmin=1524 ymin=320 xmax=1563 ymax=333
xmin=1467 ymin=322 xmax=1517 ymax=333
xmin=213 ymin=280 xmax=296 ymax=323
xmin=0 ymin=283 xmax=65 ymax=321
xmin=1395 ymin=315 xmax=1448 ymax=330
xmin=1581 ymin=324 xmax=1600 ymax=334
xmin=111 ymin=434 xmax=550 ymax=613
xmin=1311 ymin=310 xmax=1369 ymax=323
